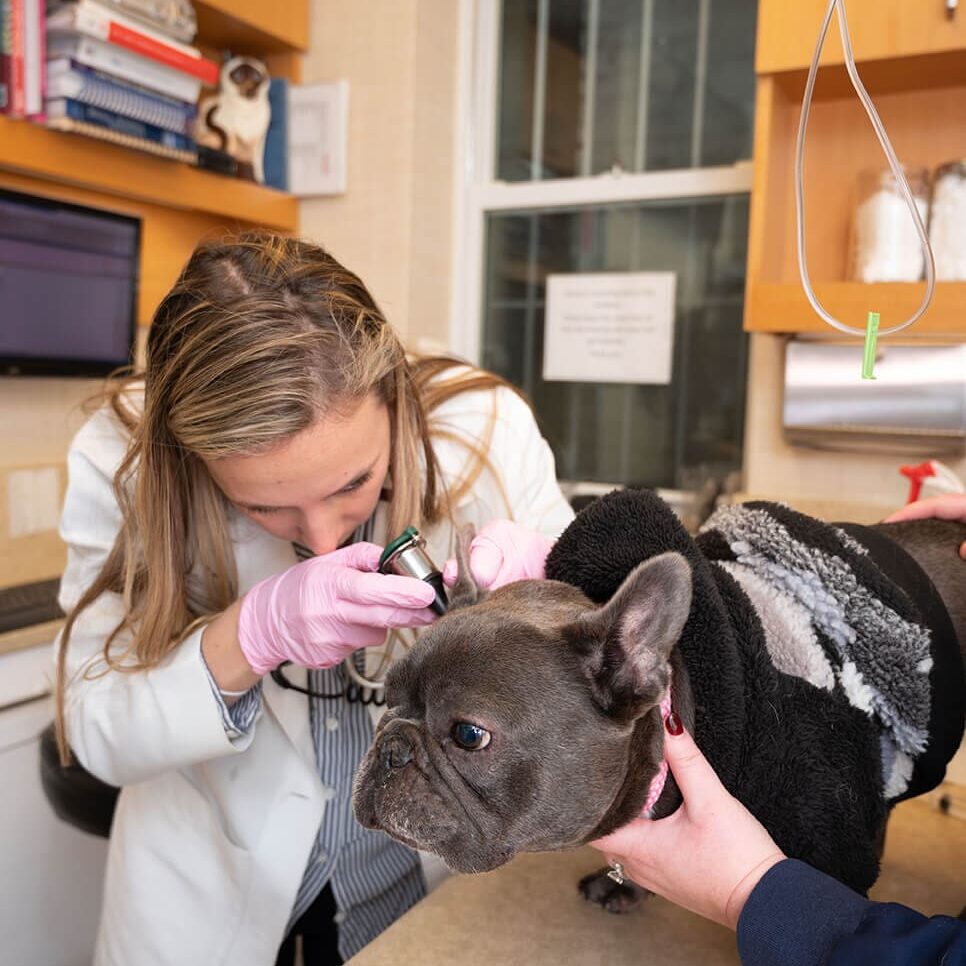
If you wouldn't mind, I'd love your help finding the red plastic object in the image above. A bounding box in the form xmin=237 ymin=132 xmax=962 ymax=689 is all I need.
xmin=899 ymin=460 xmax=936 ymax=504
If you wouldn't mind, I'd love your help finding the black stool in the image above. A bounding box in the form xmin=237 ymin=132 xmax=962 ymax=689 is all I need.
xmin=38 ymin=723 xmax=118 ymax=838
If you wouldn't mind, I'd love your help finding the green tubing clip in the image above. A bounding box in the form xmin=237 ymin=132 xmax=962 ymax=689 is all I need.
xmin=379 ymin=526 xmax=420 ymax=571
xmin=861 ymin=311 xmax=880 ymax=381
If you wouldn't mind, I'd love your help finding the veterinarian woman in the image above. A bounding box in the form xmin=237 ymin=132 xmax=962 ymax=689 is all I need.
xmin=594 ymin=488 xmax=966 ymax=966
xmin=54 ymin=232 xmax=573 ymax=966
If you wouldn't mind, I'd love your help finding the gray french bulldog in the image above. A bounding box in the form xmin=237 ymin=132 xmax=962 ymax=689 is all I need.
xmin=353 ymin=505 xmax=966 ymax=912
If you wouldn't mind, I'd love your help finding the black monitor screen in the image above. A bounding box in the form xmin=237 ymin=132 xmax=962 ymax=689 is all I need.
xmin=0 ymin=188 xmax=140 ymax=376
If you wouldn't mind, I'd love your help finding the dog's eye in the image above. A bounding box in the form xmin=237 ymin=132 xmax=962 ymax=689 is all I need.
xmin=451 ymin=722 xmax=491 ymax=750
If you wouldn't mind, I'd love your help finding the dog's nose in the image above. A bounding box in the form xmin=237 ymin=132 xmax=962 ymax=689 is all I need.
xmin=381 ymin=734 xmax=413 ymax=771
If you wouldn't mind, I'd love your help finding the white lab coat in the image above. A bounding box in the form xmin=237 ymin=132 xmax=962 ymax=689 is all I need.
xmin=56 ymin=378 xmax=574 ymax=966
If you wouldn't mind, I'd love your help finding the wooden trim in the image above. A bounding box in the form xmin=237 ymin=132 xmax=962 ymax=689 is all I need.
xmin=744 ymin=77 xmax=777 ymax=333
xmin=0 ymin=619 xmax=64 ymax=658
xmin=747 ymin=281 xmax=966 ymax=335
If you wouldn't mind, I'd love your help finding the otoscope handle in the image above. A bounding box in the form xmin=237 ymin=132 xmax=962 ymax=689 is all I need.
xmin=378 ymin=527 xmax=449 ymax=616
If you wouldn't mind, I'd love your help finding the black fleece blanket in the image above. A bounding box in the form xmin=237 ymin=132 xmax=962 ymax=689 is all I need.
xmin=545 ymin=488 xmax=964 ymax=895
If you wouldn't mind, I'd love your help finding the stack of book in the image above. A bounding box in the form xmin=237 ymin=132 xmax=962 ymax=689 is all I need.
xmin=0 ymin=0 xmax=45 ymax=119
xmin=2 ymin=0 xmax=218 ymax=163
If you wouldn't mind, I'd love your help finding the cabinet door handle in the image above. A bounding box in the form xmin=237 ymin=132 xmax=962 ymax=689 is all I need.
xmin=948 ymin=0 xmax=958 ymax=21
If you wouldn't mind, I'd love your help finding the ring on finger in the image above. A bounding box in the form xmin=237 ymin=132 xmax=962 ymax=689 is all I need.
xmin=606 ymin=860 xmax=625 ymax=885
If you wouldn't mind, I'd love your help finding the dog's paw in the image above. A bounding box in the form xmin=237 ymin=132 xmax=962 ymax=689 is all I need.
xmin=578 ymin=867 xmax=651 ymax=914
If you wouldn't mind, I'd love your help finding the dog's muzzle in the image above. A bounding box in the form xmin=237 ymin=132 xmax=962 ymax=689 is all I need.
xmin=380 ymin=733 xmax=414 ymax=772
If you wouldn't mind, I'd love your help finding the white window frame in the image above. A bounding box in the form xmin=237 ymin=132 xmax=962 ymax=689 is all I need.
xmin=449 ymin=0 xmax=754 ymax=365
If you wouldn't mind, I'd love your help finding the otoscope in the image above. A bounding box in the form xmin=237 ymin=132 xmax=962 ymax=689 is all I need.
xmin=378 ymin=527 xmax=449 ymax=616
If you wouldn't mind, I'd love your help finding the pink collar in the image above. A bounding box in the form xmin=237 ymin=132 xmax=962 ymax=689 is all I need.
xmin=641 ymin=687 xmax=673 ymax=817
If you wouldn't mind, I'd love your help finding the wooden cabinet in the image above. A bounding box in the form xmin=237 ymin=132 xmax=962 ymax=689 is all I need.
xmin=0 ymin=1 xmax=308 ymax=325
xmin=757 ymin=0 xmax=966 ymax=74
xmin=745 ymin=0 xmax=966 ymax=334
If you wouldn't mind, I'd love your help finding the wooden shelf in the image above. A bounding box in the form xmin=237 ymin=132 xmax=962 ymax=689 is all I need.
xmin=0 ymin=114 xmax=298 ymax=231
xmin=194 ymin=0 xmax=309 ymax=55
xmin=770 ymin=49 xmax=966 ymax=101
xmin=747 ymin=282 xmax=966 ymax=336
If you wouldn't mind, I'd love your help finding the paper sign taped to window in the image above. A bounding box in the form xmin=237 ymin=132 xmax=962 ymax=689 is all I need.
xmin=542 ymin=272 xmax=677 ymax=385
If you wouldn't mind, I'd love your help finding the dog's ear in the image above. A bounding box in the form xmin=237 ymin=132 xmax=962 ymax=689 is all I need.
xmin=566 ymin=552 xmax=692 ymax=722
xmin=447 ymin=524 xmax=487 ymax=611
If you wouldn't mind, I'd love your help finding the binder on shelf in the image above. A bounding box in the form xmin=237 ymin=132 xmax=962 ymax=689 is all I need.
xmin=0 ymin=0 xmax=11 ymax=114
xmin=45 ymin=96 xmax=195 ymax=152
xmin=46 ymin=0 xmax=217 ymax=85
xmin=5 ymin=0 xmax=45 ymax=119
xmin=8 ymin=0 xmax=23 ymax=116
xmin=45 ymin=112 xmax=196 ymax=161
xmin=45 ymin=97 xmax=196 ymax=161
xmin=263 ymin=77 xmax=288 ymax=191
xmin=47 ymin=57 xmax=195 ymax=133
xmin=46 ymin=32 xmax=200 ymax=102
xmin=22 ymin=0 xmax=42 ymax=118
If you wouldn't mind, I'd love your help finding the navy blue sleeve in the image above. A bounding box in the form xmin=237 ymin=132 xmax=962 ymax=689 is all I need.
xmin=737 ymin=859 xmax=869 ymax=966
xmin=737 ymin=859 xmax=966 ymax=966
xmin=826 ymin=902 xmax=966 ymax=966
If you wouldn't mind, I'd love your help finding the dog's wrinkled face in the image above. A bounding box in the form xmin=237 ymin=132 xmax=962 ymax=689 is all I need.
xmin=352 ymin=540 xmax=692 ymax=873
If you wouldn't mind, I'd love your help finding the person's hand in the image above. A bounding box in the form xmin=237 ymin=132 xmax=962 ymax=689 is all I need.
xmin=591 ymin=717 xmax=786 ymax=929
xmin=237 ymin=542 xmax=437 ymax=675
xmin=441 ymin=520 xmax=555 ymax=591
xmin=885 ymin=493 xmax=966 ymax=559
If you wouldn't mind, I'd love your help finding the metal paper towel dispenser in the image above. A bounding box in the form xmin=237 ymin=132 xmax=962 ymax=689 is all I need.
xmin=783 ymin=341 xmax=966 ymax=454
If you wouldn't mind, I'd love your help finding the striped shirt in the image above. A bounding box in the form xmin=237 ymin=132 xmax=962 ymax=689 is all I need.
xmin=203 ymin=515 xmax=425 ymax=961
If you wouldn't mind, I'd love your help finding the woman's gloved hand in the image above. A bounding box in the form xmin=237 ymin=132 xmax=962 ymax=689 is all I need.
xmin=442 ymin=520 xmax=555 ymax=591
xmin=237 ymin=542 xmax=437 ymax=675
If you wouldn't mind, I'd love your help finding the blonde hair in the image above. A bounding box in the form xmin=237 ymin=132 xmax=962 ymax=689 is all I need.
xmin=54 ymin=231 xmax=524 ymax=761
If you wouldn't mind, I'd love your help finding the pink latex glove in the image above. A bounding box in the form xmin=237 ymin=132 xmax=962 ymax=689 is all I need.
xmin=237 ymin=542 xmax=436 ymax=675
xmin=442 ymin=520 xmax=555 ymax=591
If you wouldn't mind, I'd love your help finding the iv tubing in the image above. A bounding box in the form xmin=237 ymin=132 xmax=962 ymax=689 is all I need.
xmin=795 ymin=0 xmax=936 ymax=336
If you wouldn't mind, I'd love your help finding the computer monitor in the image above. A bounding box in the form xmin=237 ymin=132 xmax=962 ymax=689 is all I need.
xmin=0 ymin=187 xmax=141 ymax=376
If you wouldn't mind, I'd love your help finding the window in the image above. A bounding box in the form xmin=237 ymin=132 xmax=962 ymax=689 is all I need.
xmin=497 ymin=0 xmax=757 ymax=181
xmin=453 ymin=0 xmax=757 ymax=490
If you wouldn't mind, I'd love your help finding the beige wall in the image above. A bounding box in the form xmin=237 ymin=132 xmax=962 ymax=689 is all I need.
xmin=742 ymin=333 xmax=966 ymax=522
xmin=0 ymin=378 xmax=100 ymax=586
xmin=298 ymin=0 xmax=460 ymax=350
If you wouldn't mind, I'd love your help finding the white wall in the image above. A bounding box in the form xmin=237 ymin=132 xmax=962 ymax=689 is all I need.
xmin=0 ymin=378 xmax=100 ymax=586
